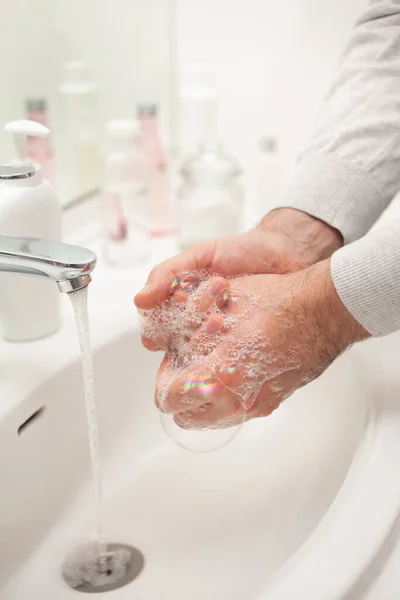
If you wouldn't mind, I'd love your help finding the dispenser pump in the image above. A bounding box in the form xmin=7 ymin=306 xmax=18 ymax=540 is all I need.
xmin=4 ymin=120 xmax=49 ymax=170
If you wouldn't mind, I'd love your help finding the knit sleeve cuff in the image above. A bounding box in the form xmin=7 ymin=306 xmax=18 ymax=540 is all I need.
xmin=331 ymin=220 xmax=400 ymax=337
xmin=274 ymin=153 xmax=385 ymax=244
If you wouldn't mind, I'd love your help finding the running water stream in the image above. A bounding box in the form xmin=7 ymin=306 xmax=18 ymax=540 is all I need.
xmin=69 ymin=286 xmax=107 ymax=563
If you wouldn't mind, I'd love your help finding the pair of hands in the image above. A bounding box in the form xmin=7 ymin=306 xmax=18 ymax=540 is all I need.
xmin=135 ymin=209 xmax=369 ymax=429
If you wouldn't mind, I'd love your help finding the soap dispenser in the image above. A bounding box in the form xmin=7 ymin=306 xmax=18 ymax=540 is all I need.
xmin=0 ymin=120 xmax=62 ymax=341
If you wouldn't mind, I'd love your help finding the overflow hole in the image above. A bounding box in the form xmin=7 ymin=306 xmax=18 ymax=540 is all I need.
xmin=18 ymin=406 xmax=45 ymax=436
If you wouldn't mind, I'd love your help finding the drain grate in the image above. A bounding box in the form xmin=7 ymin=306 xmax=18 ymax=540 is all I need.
xmin=62 ymin=543 xmax=144 ymax=594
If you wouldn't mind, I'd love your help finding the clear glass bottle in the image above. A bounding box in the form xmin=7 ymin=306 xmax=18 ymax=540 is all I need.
xmin=102 ymin=119 xmax=149 ymax=267
xmin=177 ymin=142 xmax=243 ymax=250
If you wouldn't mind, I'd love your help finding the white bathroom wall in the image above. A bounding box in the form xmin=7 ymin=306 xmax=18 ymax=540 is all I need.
xmin=52 ymin=0 xmax=173 ymax=132
xmin=0 ymin=0 xmax=173 ymax=204
xmin=0 ymin=0 xmax=57 ymax=163
xmin=176 ymin=0 xmax=368 ymax=173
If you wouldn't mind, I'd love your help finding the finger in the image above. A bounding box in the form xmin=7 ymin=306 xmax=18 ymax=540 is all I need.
xmin=141 ymin=336 xmax=162 ymax=352
xmin=186 ymin=277 xmax=229 ymax=330
xmin=196 ymin=312 xmax=226 ymax=342
xmin=244 ymin=371 xmax=301 ymax=422
xmin=134 ymin=241 xmax=217 ymax=309
xmin=139 ymin=272 xmax=203 ymax=351
xmin=173 ymin=394 xmax=244 ymax=430
xmin=194 ymin=277 xmax=229 ymax=314
xmin=154 ymin=354 xmax=176 ymax=409
xmin=158 ymin=331 xmax=250 ymax=416
xmin=169 ymin=271 xmax=202 ymax=306
xmin=160 ymin=364 xmax=232 ymax=414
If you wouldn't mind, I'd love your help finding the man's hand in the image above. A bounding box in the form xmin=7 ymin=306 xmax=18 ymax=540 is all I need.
xmin=134 ymin=209 xmax=342 ymax=350
xmin=154 ymin=260 xmax=369 ymax=430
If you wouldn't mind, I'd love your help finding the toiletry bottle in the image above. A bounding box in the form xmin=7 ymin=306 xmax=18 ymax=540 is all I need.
xmin=103 ymin=119 xmax=149 ymax=267
xmin=178 ymin=145 xmax=243 ymax=249
xmin=59 ymin=61 xmax=100 ymax=203
xmin=177 ymin=67 xmax=244 ymax=249
xmin=137 ymin=104 xmax=173 ymax=237
xmin=26 ymin=98 xmax=56 ymax=187
xmin=0 ymin=120 xmax=62 ymax=341
xmin=251 ymin=136 xmax=284 ymax=223
xmin=179 ymin=64 xmax=219 ymax=156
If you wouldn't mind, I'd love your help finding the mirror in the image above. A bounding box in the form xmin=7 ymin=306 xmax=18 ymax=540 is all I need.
xmin=0 ymin=0 xmax=174 ymax=207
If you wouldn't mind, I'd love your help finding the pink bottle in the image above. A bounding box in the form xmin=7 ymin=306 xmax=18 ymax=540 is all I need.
xmin=137 ymin=104 xmax=173 ymax=237
xmin=26 ymin=98 xmax=56 ymax=187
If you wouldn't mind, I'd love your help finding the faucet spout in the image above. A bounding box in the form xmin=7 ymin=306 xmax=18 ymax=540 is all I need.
xmin=0 ymin=234 xmax=97 ymax=293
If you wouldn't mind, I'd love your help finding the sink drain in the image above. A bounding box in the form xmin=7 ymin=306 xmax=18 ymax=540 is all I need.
xmin=62 ymin=542 xmax=144 ymax=593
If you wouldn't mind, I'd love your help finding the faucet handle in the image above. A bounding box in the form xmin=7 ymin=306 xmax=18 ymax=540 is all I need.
xmin=0 ymin=165 xmax=35 ymax=181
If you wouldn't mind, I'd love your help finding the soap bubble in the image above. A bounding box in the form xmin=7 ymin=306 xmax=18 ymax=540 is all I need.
xmin=160 ymin=411 xmax=245 ymax=452
xmin=160 ymin=392 xmax=245 ymax=453
xmin=171 ymin=271 xmax=202 ymax=295
xmin=158 ymin=364 xmax=246 ymax=452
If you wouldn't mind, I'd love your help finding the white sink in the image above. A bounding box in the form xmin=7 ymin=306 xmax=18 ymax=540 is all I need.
xmin=1 ymin=271 xmax=400 ymax=600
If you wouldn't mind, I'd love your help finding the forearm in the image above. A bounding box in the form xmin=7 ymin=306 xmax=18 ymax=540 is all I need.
xmin=277 ymin=0 xmax=400 ymax=243
xmin=291 ymin=215 xmax=400 ymax=341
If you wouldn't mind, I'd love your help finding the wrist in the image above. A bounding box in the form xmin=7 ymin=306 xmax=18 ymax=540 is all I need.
xmin=307 ymin=259 xmax=370 ymax=353
xmin=257 ymin=208 xmax=343 ymax=269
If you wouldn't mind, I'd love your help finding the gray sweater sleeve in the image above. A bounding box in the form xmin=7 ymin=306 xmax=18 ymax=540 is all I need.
xmin=278 ymin=0 xmax=400 ymax=336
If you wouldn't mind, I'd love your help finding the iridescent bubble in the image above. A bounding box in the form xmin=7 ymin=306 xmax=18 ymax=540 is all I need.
xmin=215 ymin=289 xmax=249 ymax=317
xmin=217 ymin=362 xmax=238 ymax=377
xmin=180 ymin=375 xmax=223 ymax=398
xmin=159 ymin=371 xmax=245 ymax=452
xmin=171 ymin=272 xmax=201 ymax=295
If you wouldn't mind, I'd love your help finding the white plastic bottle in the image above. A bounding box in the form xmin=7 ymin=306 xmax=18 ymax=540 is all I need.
xmin=0 ymin=120 xmax=62 ymax=341
xmin=179 ymin=64 xmax=219 ymax=155
xmin=59 ymin=61 xmax=100 ymax=203
xmin=25 ymin=98 xmax=56 ymax=187
xmin=102 ymin=119 xmax=149 ymax=267
xmin=251 ymin=136 xmax=284 ymax=223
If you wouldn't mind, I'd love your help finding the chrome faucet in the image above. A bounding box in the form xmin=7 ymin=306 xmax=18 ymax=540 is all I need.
xmin=0 ymin=165 xmax=97 ymax=293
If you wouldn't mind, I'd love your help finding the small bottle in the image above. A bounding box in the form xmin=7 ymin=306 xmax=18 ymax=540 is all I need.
xmin=25 ymin=98 xmax=56 ymax=187
xmin=0 ymin=120 xmax=62 ymax=341
xmin=102 ymin=119 xmax=149 ymax=267
xmin=178 ymin=144 xmax=243 ymax=249
xmin=177 ymin=66 xmax=244 ymax=249
xmin=59 ymin=61 xmax=100 ymax=202
xmin=178 ymin=64 xmax=219 ymax=156
xmin=137 ymin=104 xmax=173 ymax=237
xmin=251 ymin=135 xmax=284 ymax=222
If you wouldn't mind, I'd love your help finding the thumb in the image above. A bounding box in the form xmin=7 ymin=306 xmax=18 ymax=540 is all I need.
xmin=134 ymin=241 xmax=217 ymax=310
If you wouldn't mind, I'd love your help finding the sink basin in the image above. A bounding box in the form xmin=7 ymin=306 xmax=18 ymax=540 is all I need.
xmin=1 ymin=273 xmax=400 ymax=600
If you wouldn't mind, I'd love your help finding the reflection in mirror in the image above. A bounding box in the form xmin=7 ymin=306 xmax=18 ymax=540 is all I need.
xmin=0 ymin=0 xmax=174 ymax=208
